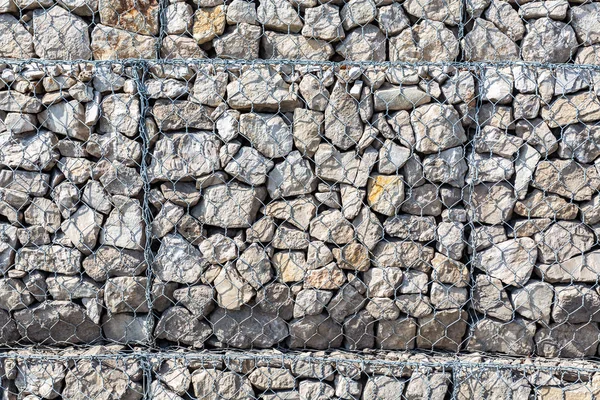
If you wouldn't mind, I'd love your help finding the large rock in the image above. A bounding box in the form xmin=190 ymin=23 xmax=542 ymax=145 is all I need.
xmin=535 ymin=221 xmax=594 ymax=264
xmin=103 ymin=313 xmax=151 ymax=344
xmin=484 ymin=0 xmax=524 ymax=41
xmin=390 ymin=20 xmax=459 ymax=62
xmin=403 ymin=0 xmax=460 ymax=24
xmin=154 ymin=234 xmax=206 ymax=284
xmin=288 ymin=314 xmax=343 ymax=349
xmin=373 ymin=84 xmax=430 ymax=112
xmin=152 ymin=99 xmax=213 ymax=131
xmin=0 ymin=131 xmax=59 ymax=172
xmin=262 ymin=32 xmax=334 ymax=61
xmin=192 ymin=5 xmax=225 ymax=44
xmin=367 ymin=174 xmax=405 ymax=216
xmin=514 ymin=189 xmax=578 ymax=219
xmin=62 ymin=361 xmax=143 ymax=400
xmin=533 ymin=160 xmax=600 ymax=201
xmin=462 ymin=18 xmax=519 ymax=61
xmin=569 ymin=3 xmax=600 ymax=46
xmin=191 ymin=183 xmax=266 ymax=228
xmin=536 ymin=251 xmax=600 ymax=283
xmin=104 ymin=277 xmax=149 ymax=314
xmin=324 ymin=80 xmax=363 ymax=150
xmin=411 ymin=104 xmax=466 ymax=153
xmin=14 ymin=360 xmax=67 ymax=399
xmin=227 ymin=67 xmax=299 ymax=111
xmin=213 ymin=23 xmax=261 ymax=59
xmin=155 ymin=306 xmax=211 ymax=347
xmin=99 ymin=0 xmax=159 ymax=35
xmin=98 ymin=94 xmax=141 ymax=137
xmin=33 ymin=6 xmax=91 ymax=60
xmin=417 ymin=309 xmax=468 ymax=352
xmin=423 ymin=147 xmax=467 ymax=187
xmin=372 ymin=240 xmax=434 ymax=271
xmin=16 ymin=245 xmax=82 ymax=275
xmin=474 ymin=238 xmax=537 ymax=287
xmin=302 ymin=4 xmax=344 ymax=41
xmin=472 ymin=275 xmax=512 ymax=321
xmin=210 ymin=306 xmax=288 ymax=348
xmin=239 ymin=113 xmax=292 ymax=158
xmin=545 ymin=92 xmax=600 ymax=129
xmin=536 ymin=323 xmax=600 ymax=358
xmin=13 ymin=301 xmax=100 ymax=344
xmin=521 ymin=18 xmax=577 ymax=63
xmin=467 ymin=318 xmax=535 ymax=356
xmin=511 ymin=280 xmax=553 ymax=324
xmin=100 ymin=196 xmax=145 ymax=250
xmin=214 ymin=265 xmax=255 ymax=310
xmin=257 ymin=0 xmax=302 ymax=32
xmin=91 ymin=24 xmax=157 ymax=59
xmin=551 ymin=284 xmax=600 ymax=324
xmin=467 ymin=182 xmax=516 ymax=224
xmin=40 ymin=100 xmax=90 ymax=140
xmin=148 ymin=132 xmax=220 ymax=182
xmin=0 ymin=14 xmax=34 ymax=58
xmin=336 ymin=24 xmax=386 ymax=62
xmin=60 ymin=205 xmax=103 ymax=255
xmin=83 ymin=246 xmax=146 ymax=281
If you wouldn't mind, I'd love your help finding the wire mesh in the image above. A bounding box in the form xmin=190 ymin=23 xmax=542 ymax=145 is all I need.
xmin=0 ymin=0 xmax=599 ymax=397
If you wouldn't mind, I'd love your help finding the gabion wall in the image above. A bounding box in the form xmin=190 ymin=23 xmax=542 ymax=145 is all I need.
xmin=1 ymin=0 xmax=600 ymax=397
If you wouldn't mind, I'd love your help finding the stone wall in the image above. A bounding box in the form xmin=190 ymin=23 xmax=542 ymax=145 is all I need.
xmin=2 ymin=348 xmax=600 ymax=399
xmin=1 ymin=2 xmax=600 ymax=397
xmin=1 ymin=61 xmax=600 ymax=360
xmin=0 ymin=0 xmax=597 ymax=62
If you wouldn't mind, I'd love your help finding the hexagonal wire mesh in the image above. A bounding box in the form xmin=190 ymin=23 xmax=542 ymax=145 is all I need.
xmin=0 ymin=0 xmax=600 ymax=397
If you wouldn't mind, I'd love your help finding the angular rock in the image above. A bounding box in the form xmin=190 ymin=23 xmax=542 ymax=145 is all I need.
xmin=474 ymin=238 xmax=537 ymax=287
xmin=302 ymin=4 xmax=344 ymax=41
xmin=462 ymin=18 xmax=519 ymax=61
xmin=403 ymin=0 xmax=460 ymax=25
xmin=257 ymin=0 xmax=302 ymax=32
xmin=417 ymin=309 xmax=467 ymax=352
xmin=0 ymin=14 xmax=34 ymax=58
xmin=192 ymin=5 xmax=225 ymax=44
xmin=262 ymin=32 xmax=334 ymax=61
xmin=210 ymin=306 xmax=288 ymax=348
xmin=467 ymin=182 xmax=516 ymax=224
xmin=309 ymin=210 xmax=354 ymax=245
xmin=376 ymin=318 xmax=418 ymax=350
xmin=83 ymin=245 xmax=145 ymax=281
xmin=390 ymin=20 xmax=459 ymax=62
xmin=154 ymin=234 xmax=205 ymax=284
xmin=536 ymin=323 xmax=600 ymax=358
xmin=99 ymin=0 xmax=158 ymax=35
xmin=91 ymin=24 xmax=158 ymax=59
xmin=522 ymin=18 xmax=577 ymax=63
xmin=467 ymin=318 xmax=535 ymax=356
xmin=411 ymin=103 xmax=466 ymax=153
xmin=288 ymin=314 xmax=342 ymax=349
xmin=33 ymin=6 xmax=92 ymax=60
xmin=155 ymin=306 xmax=211 ymax=347
xmin=472 ymin=275 xmax=513 ymax=321
xmin=336 ymin=24 xmax=386 ymax=62
xmin=213 ymin=23 xmax=261 ymax=59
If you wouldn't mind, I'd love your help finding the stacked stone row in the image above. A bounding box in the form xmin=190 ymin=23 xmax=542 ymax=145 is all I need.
xmin=2 ymin=60 xmax=600 ymax=359
xmin=4 ymin=347 xmax=600 ymax=399
xmin=0 ymin=0 xmax=598 ymax=63
xmin=145 ymin=62 xmax=600 ymax=359
xmin=0 ymin=62 xmax=150 ymax=345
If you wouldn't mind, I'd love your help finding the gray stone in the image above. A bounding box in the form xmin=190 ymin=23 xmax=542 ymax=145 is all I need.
xmin=288 ymin=314 xmax=342 ymax=349
xmin=226 ymin=0 xmax=257 ymax=24
xmin=519 ymin=0 xmax=568 ymax=19
xmin=83 ymin=246 xmax=145 ymax=281
xmin=0 ymin=131 xmax=59 ymax=172
xmin=213 ymin=23 xmax=261 ymax=60
xmin=472 ymin=275 xmax=513 ymax=321
xmin=262 ymin=32 xmax=334 ymax=61
xmin=103 ymin=313 xmax=151 ymax=344
xmin=104 ymin=277 xmax=148 ymax=314
xmin=367 ymin=174 xmax=405 ymax=216
xmin=239 ymin=113 xmax=292 ymax=158
xmin=155 ymin=306 xmax=211 ymax=348
xmin=173 ymin=285 xmax=214 ymax=317
xmin=417 ymin=309 xmax=467 ymax=352
xmin=384 ymin=215 xmax=435 ymax=242
xmin=467 ymin=318 xmax=535 ymax=356
xmin=60 ymin=205 xmax=103 ymax=255
xmin=411 ymin=104 xmax=466 ymax=153
xmin=214 ymin=264 xmax=255 ymax=310
xmin=98 ymin=94 xmax=140 ymax=137
xmin=46 ymin=275 xmax=100 ymax=300
xmin=100 ymin=196 xmax=144 ymax=250
xmin=423 ymin=147 xmax=467 ymax=187
xmin=309 ymin=210 xmax=354 ymax=245
xmin=154 ymin=234 xmax=206 ymax=284
xmin=535 ymin=323 xmax=600 ymax=358
xmin=324 ymin=80 xmax=363 ymax=150
xmin=327 ymin=285 xmax=365 ymax=323
xmin=570 ymin=3 xmax=600 ymax=46
xmin=402 ymin=184 xmax=443 ymax=216
xmin=403 ymin=0 xmax=460 ymax=25
xmin=436 ymin=221 xmax=465 ymax=261
xmin=462 ymin=18 xmax=519 ymax=61
xmin=514 ymin=189 xmax=578 ymax=219
xmin=511 ymin=280 xmax=553 ymax=324
xmin=191 ymin=183 xmax=266 ymax=228
xmin=390 ymin=20 xmax=459 ymax=62
xmin=16 ymin=245 xmax=81 ymax=275
xmin=257 ymin=0 xmax=302 ymax=32
xmin=376 ymin=318 xmax=417 ymax=350
xmin=0 ymin=14 xmax=34 ymax=58
xmin=474 ymin=238 xmax=537 ymax=287
xmin=235 ymin=244 xmax=272 ymax=290
xmin=484 ymin=0 xmax=524 ymax=41
xmin=302 ymin=4 xmax=344 ymax=41
xmin=467 ymin=182 xmax=515 ymax=224
xmin=467 ymin=152 xmax=514 ymax=184
xmin=13 ymin=301 xmax=100 ymax=344
xmin=152 ymin=100 xmax=214 ymax=131
xmin=535 ymin=221 xmax=595 ymax=263
xmin=292 ymin=109 xmax=323 ymax=157
xmin=551 ymin=284 xmax=600 ymax=324
xmin=191 ymin=70 xmax=227 ymax=107
xmin=522 ymin=18 xmax=577 ymax=63
xmin=336 ymin=24 xmax=386 ymax=62
xmin=211 ymin=306 xmax=288 ymax=348
xmin=294 ymin=289 xmax=332 ymax=318
xmin=33 ymin=7 xmax=91 ymax=60
xmin=267 ymin=151 xmax=317 ymax=199
xmin=374 ymin=84 xmax=430 ymax=112
xmin=0 ymin=278 xmax=34 ymax=311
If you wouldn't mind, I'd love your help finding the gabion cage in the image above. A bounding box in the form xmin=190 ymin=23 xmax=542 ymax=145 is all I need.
xmin=0 ymin=0 xmax=600 ymax=398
